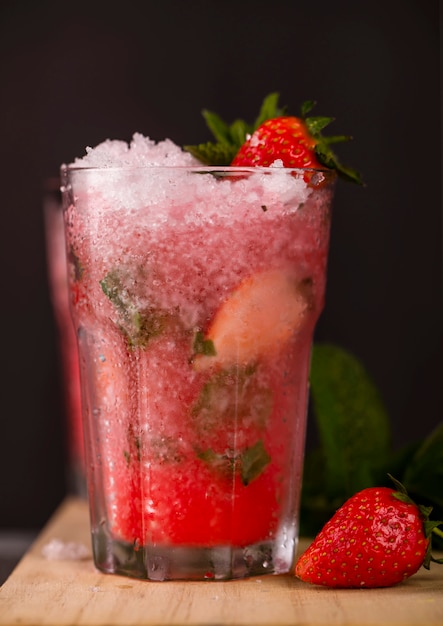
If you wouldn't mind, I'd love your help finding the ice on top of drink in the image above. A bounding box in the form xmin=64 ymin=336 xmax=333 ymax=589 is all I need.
xmin=61 ymin=94 xmax=360 ymax=580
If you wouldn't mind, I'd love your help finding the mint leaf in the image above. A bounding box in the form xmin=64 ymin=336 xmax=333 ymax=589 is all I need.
xmin=309 ymin=343 xmax=391 ymax=498
xmin=184 ymin=142 xmax=238 ymax=166
xmin=100 ymin=266 xmax=171 ymax=348
xmin=193 ymin=331 xmax=216 ymax=357
xmin=191 ymin=367 xmax=273 ymax=434
xmin=241 ymin=440 xmax=271 ymax=485
xmin=196 ymin=448 xmax=233 ymax=478
xmin=100 ymin=269 xmax=131 ymax=312
xmin=196 ymin=439 xmax=270 ymax=485
xmin=201 ymin=110 xmax=253 ymax=148
xmin=191 ymin=367 xmax=273 ymax=483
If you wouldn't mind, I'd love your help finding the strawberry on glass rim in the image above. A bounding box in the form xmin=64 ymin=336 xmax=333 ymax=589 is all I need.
xmin=185 ymin=92 xmax=363 ymax=185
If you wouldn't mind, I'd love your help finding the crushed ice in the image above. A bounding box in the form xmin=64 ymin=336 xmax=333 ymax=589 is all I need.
xmin=66 ymin=133 xmax=313 ymax=217
xmin=73 ymin=133 xmax=200 ymax=169
xmin=41 ymin=538 xmax=90 ymax=561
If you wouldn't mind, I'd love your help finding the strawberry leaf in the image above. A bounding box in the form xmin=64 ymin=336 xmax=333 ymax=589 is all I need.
xmin=424 ymin=520 xmax=443 ymax=537
xmin=315 ymin=142 xmax=363 ymax=185
xmin=305 ymin=115 xmax=334 ymax=135
xmin=387 ymin=473 xmax=411 ymax=499
xmin=323 ymin=134 xmax=353 ymax=145
xmin=300 ymin=100 xmax=316 ymax=117
xmin=253 ymin=91 xmax=285 ymax=128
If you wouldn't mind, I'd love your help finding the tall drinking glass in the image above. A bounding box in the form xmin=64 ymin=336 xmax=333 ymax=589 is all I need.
xmin=60 ymin=165 xmax=335 ymax=581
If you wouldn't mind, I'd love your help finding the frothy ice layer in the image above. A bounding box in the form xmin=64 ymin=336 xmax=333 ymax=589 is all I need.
xmin=72 ymin=133 xmax=201 ymax=168
xmin=66 ymin=134 xmax=315 ymax=219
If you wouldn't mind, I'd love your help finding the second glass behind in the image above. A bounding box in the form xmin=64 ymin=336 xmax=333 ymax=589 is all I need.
xmin=44 ymin=178 xmax=86 ymax=497
xmin=61 ymin=165 xmax=335 ymax=581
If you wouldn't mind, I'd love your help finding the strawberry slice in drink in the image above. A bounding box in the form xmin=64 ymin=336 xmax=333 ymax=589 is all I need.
xmin=193 ymin=269 xmax=313 ymax=371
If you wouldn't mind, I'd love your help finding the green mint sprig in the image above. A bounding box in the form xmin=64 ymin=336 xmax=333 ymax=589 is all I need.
xmin=301 ymin=342 xmax=443 ymax=550
xmin=184 ymin=92 xmax=285 ymax=165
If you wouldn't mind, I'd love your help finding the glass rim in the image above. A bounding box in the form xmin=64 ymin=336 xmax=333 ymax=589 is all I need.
xmin=61 ymin=163 xmax=337 ymax=178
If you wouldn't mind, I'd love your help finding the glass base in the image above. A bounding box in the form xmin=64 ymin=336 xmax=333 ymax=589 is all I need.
xmin=92 ymin=527 xmax=297 ymax=581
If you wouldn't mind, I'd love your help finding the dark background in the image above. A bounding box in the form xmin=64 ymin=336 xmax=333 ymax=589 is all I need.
xmin=0 ymin=0 xmax=441 ymax=530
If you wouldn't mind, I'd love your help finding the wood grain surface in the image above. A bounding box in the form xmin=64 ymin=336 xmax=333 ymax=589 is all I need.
xmin=1 ymin=497 xmax=442 ymax=626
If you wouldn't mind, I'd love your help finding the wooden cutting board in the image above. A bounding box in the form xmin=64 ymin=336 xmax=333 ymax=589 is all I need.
xmin=0 ymin=497 xmax=442 ymax=626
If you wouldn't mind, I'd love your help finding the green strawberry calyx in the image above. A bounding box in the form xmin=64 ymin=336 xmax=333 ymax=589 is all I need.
xmin=388 ymin=474 xmax=443 ymax=570
xmin=301 ymin=100 xmax=363 ymax=185
xmin=184 ymin=92 xmax=363 ymax=185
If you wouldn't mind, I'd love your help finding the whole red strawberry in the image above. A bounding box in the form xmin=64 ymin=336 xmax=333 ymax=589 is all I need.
xmin=295 ymin=478 xmax=443 ymax=588
xmin=231 ymin=116 xmax=322 ymax=169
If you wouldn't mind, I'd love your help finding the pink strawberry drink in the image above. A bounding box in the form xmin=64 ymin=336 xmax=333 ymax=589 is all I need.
xmin=61 ymin=135 xmax=335 ymax=580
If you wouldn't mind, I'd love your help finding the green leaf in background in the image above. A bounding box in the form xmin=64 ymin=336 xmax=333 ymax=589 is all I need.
xmin=309 ymin=343 xmax=391 ymax=498
xmin=301 ymin=343 xmax=392 ymax=534
xmin=402 ymin=422 xmax=443 ymax=520
xmin=301 ymin=342 xmax=443 ymax=541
